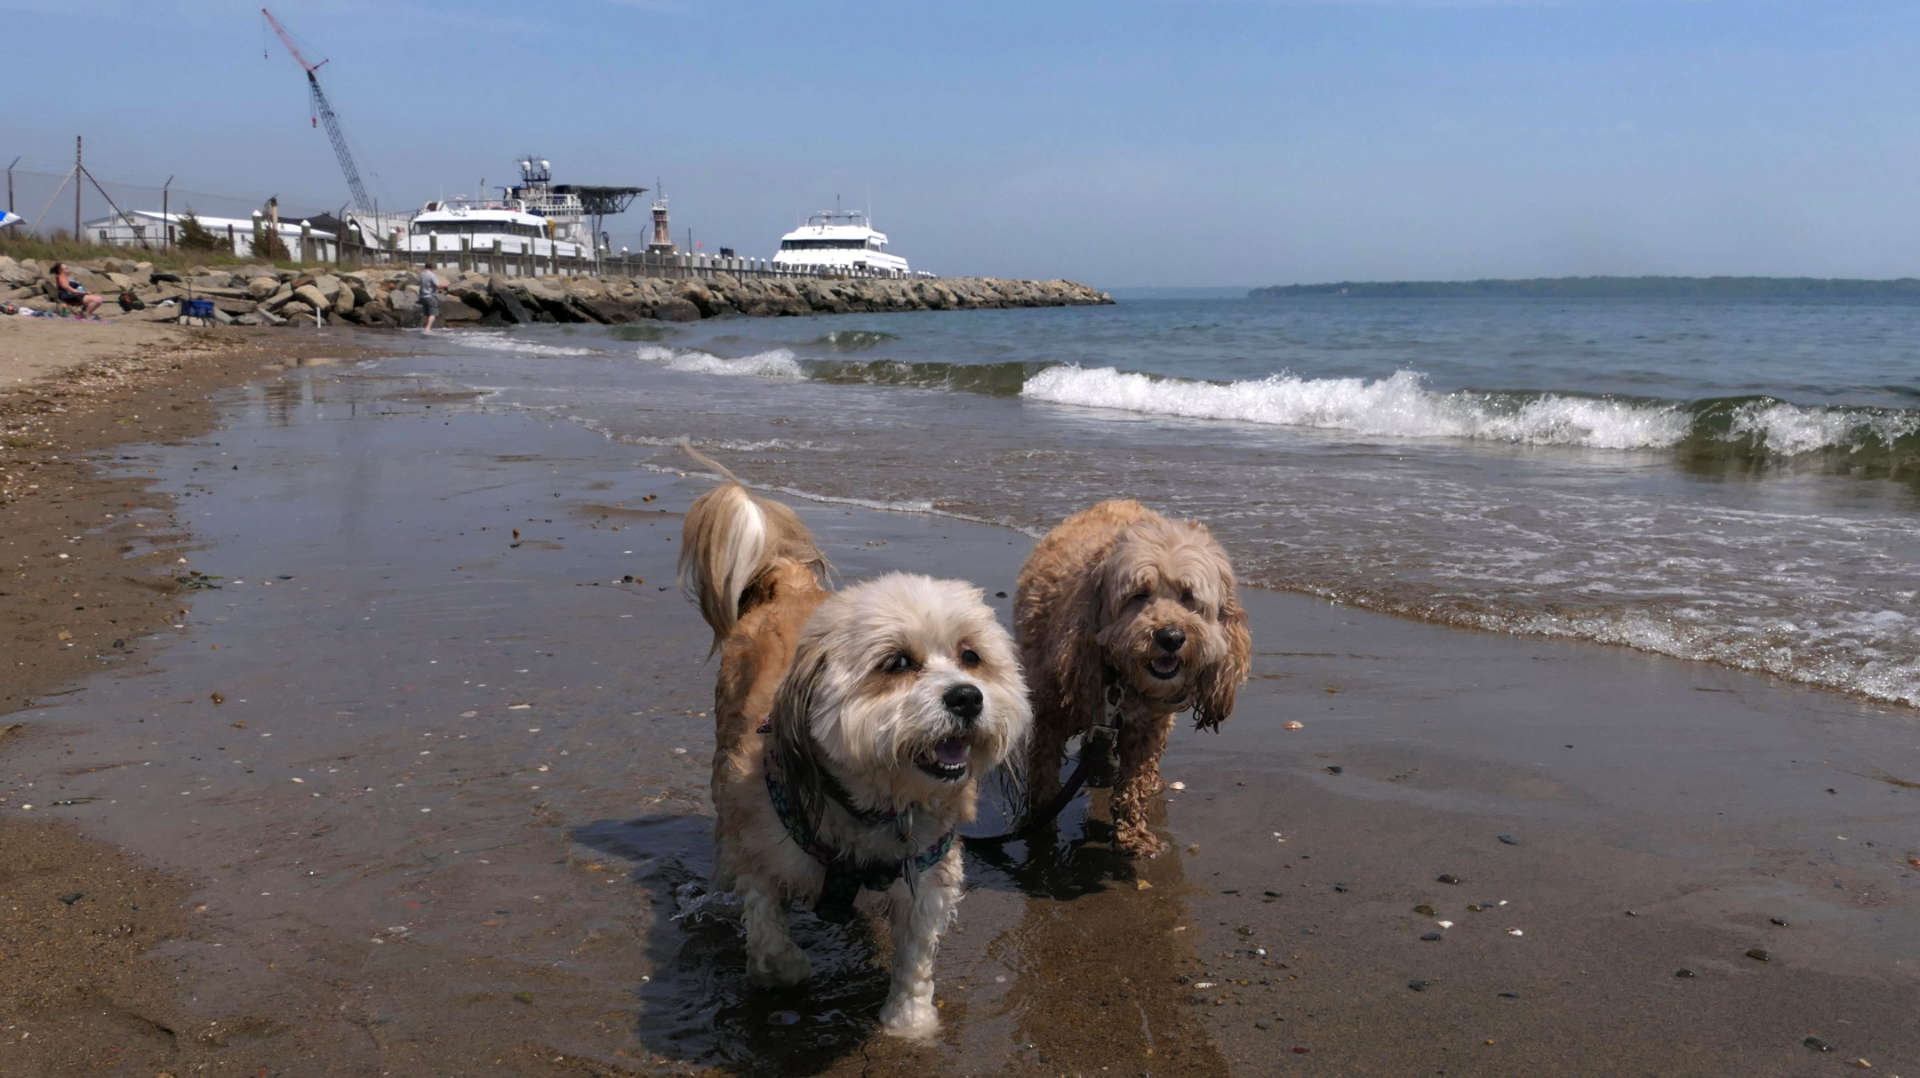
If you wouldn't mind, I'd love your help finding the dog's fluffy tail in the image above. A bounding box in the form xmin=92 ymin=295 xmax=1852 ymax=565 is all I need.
xmin=677 ymin=440 xmax=828 ymax=655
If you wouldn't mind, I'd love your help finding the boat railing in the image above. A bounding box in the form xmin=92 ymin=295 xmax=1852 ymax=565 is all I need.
xmin=330 ymin=228 xmax=933 ymax=283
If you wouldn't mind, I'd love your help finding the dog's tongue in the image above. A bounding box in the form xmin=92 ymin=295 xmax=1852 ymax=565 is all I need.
xmin=932 ymin=737 xmax=970 ymax=766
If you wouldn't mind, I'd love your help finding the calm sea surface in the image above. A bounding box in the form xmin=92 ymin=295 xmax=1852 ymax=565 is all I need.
xmin=389 ymin=294 xmax=1919 ymax=707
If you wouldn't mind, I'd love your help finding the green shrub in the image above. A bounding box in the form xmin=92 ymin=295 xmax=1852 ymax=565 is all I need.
xmin=177 ymin=212 xmax=222 ymax=251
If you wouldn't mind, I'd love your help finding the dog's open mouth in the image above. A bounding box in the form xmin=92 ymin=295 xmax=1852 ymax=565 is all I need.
xmin=917 ymin=736 xmax=971 ymax=781
xmin=1148 ymin=655 xmax=1183 ymax=680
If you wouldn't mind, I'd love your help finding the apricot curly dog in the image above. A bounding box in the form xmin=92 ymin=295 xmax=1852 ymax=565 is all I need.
xmin=1014 ymin=500 xmax=1251 ymax=856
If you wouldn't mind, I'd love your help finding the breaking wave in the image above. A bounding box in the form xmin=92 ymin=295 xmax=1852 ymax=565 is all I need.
xmin=631 ymin=346 xmax=1918 ymax=478
xmin=446 ymin=331 xmax=601 ymax=357
xmin=1021 ymin=366 xmax=1920 ymax=475
xmin=811 ymin=329 xmax=900 ymax=351
xmin=806 ymin=358 xmax=1041 ymax=395
xmin=633 ymin=343 xmax=804 ymax=379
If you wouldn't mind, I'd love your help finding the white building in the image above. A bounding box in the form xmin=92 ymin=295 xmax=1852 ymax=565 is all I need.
xmin=79 ymin=211 xmax=338 ymax=263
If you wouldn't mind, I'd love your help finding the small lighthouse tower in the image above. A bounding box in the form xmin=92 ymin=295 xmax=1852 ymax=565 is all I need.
xmin=646 ymin=194 xmax=677 ymax=255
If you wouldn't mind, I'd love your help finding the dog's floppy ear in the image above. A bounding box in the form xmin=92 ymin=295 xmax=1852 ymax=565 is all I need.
xmin=1192 ymin=567 xmax=1251 ymax=732
xmin=1040 ymin=558 xmax=1109 ymax=730
xmin=770 ymin=639 xmax=832 ymax=820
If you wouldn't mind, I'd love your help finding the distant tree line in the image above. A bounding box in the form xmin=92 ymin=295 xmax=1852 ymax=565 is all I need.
xmin=1249 ymin=276 xmax=1920 ymax=300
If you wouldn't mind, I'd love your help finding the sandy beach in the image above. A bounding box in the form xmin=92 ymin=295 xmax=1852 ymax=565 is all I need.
xmin=1 ymin=334 xmax=1916 ymax=1076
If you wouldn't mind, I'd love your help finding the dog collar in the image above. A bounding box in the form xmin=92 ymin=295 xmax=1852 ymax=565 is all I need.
xmin=762 ymin=745 xmax=955 ymax=923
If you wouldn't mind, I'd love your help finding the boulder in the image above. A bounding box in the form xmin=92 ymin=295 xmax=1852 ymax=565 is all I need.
xmin=0 ymin=256 xmax=35 ymax=287
xmin=652 ymin=296 xmax=700 ymax=322
xmin=488 ymin=277 xmax=531 ymax=325
xmin=514 ymin=278 xmax=575 ymax=321
xmin=439 ymin=295 xmax=482 ymax=323
xmin=570 ymin=295 xmax=640 ymax=324
xmin=291 ymin=284 xmax=330 ymax=312
xmin=740 ymin=297 xmax=789 ymax=318
xmin=247 ymin=276 xmax=279 ymax=300
xmin=332 ymin=284 xmax=354 ymax=316
xmin=677 ymin=283 xmax=730 ymax=318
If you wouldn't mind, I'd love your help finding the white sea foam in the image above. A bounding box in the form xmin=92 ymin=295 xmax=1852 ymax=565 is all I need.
xmin=445 ymin=331 xmax=600 ymax=357
xmin=634 ymin=343 xmax=804 ymax=379
xmin=1726 ymin=399 xmax=1920 ymax=455
xmin=1020 ymin=367 xmax=1692 ymax=449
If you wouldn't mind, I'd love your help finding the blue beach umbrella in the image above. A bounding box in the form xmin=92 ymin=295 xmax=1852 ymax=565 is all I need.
xmin=0 ymin=211 xmax=23 ymax=228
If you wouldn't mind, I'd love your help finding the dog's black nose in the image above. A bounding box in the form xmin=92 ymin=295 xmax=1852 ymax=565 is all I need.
xmin=942 ymin=683 xmax=983 ymax=723
xmin=1153 ymin=626 xmax=1186 ymax=653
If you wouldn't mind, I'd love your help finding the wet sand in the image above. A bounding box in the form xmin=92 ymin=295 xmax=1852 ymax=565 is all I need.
xmin=1 ymin=356 xmax=1915 ymax=1075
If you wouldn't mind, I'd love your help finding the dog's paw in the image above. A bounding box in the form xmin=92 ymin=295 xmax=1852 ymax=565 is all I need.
xmin=747 ymin=946 xmax=812 ymax=988
xmin=878 ymin=994 xmax=939 ymax=1038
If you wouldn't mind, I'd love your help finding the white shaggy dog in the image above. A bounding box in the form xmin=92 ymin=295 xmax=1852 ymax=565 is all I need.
xmin=677 ymin=448 xmax=1030 ymax=1036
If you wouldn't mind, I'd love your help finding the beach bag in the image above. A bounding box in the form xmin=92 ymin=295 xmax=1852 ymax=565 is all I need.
xmin=118 ymin=291 xmax=145 ymax=311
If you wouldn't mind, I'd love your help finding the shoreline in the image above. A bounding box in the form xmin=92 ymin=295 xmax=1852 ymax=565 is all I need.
xmin=0 ymin=318 xmax=396 ymax=1076
xmin=0 ymin=340 xmax=1915 ymax=1073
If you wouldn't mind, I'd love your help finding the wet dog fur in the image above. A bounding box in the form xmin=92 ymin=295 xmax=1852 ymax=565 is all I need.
xmin=677 ymin=448 xmax=1030 ymax=1035
xmin=1014 ymin=499 xmax=1251 ymax=857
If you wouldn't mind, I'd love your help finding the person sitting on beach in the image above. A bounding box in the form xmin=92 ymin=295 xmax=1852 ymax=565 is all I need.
xmin=50 ymin=262 xmax=105 ymax=319
xmin=418 ymin=266 xmax=443 ymax=334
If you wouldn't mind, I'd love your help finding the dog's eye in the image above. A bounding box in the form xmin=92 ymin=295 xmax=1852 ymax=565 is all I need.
xmin=1181 ymin=588 xmax=1196 ymax=606
xmin=1129 ymin=591 xmax=1150 ymax=606
xmin=881 ymin=652 xmax=918 ymax=674
xmin=959 ymin=648 xmax=981 ymax=668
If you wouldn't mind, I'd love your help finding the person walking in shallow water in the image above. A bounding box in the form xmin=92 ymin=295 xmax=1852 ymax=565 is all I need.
xmin=418 ymin=266 xmax=443 ymax=334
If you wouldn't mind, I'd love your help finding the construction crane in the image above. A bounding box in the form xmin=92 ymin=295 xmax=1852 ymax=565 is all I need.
xmin=262 ymin=8 xmax=374 ymax=215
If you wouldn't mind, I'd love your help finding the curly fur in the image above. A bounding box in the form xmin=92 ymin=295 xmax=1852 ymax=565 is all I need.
xmin=679 ymin=450 xmax=1030 ymax=1036
xmin=1014 ymin=500 xmax=1251 ymax=857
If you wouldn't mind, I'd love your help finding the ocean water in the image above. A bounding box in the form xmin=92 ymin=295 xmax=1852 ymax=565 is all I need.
xmin=391 ymin=295 xmax=1920 ymax=708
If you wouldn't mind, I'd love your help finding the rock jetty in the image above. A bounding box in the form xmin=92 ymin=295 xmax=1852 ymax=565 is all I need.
xmin=0 ymin=255 xmax=1111 ymax=329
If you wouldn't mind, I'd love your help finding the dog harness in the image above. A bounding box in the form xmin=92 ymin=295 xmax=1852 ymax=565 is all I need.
xmin=965 ymin=667 xmax=1194 ymax=845
xmin=761 ymin=742 xmax=955 ymax=922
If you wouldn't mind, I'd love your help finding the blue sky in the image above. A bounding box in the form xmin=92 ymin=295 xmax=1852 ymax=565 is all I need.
xmin=8 ymin=0 xmax=1918 ymax=287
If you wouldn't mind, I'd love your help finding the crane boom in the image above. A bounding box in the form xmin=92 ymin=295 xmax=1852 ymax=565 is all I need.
xmin=263 ymin=8 xmax=374 ymax=215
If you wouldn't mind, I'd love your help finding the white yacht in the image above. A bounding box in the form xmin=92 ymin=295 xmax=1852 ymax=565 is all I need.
xmin=772 ymin=209 xmax=911 ymax=277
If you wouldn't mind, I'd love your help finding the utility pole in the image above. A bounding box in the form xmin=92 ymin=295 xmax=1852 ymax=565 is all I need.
xmin=5 ymin=156 xmax=17 ymax=214
xmin=162 ymin=175 xmax=173 ymax=249
xmin=74 ymin=136 xmax=82 ymax=240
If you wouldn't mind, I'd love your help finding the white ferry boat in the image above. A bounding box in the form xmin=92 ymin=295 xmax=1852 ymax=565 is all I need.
xmin=407 ymin=159 xmax=594 ymax=265
xmin=772 ymin=209 xmax=911 ymax=277
xmin=406 ymin=197 xmax=585 ymax=263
